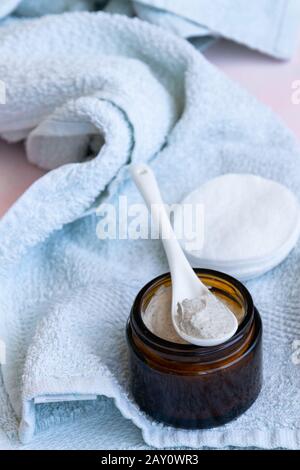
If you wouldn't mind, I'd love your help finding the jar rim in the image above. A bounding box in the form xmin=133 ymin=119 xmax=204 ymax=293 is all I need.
xmin=130 ymin=268 xmax=255 ymax=359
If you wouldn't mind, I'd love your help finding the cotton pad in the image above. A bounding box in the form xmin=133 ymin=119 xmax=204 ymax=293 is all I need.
xmin=180 ymin=174 xmax=300 ymax=280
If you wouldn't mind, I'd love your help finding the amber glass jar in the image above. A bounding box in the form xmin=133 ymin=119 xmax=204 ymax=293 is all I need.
xmin=126 ymin=269 xmax=262 ymax=429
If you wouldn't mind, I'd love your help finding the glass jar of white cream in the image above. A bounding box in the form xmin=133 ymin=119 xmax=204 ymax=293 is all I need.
xmin=126 ymin=269 xmax=263 ymax=429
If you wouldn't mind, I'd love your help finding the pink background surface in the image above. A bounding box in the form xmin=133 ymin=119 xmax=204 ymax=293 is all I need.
xmin=1 ymin=39 xmax=300 ymax=217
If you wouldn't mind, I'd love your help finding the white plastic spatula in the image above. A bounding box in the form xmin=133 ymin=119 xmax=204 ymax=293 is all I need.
xmin=130 ymin=163 xmax=238 ymax=347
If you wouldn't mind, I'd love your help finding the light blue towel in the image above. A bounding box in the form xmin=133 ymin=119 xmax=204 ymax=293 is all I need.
xmin=134 ymin=0 xmax=300 ymax=59
xmin=1 ymin=12 xmax=300 ymax=450
xmin=0 ymin=0 xmax=215 ymax=54
xmin=2 ymin=0 xmax=98 ymax=18
xmin=1 ymin=0 xmax=300 ymax=59
xmin=0 ymin=1 xmax=21 ymax=19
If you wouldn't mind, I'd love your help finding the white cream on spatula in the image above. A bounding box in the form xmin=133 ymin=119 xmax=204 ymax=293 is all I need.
xmin=176 ymin=294 xmax=237 ymax=343
xmin=130 ymin=164 xmax=238 ymax=347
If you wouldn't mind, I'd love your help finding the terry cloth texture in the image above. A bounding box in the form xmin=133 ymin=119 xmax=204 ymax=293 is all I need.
xmin=0 ymin=12 xmax=300 ymax=449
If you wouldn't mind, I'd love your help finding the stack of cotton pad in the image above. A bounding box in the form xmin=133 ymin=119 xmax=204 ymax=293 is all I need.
xmin=180 ymin=174 xmax=300 ymax=281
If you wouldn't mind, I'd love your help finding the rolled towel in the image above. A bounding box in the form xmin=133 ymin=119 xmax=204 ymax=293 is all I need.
xmin=0 ymin=14 xmax=178 ymax=170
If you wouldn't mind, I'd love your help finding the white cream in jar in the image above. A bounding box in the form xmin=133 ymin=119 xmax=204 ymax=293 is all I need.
xmin=143 ymin=285 xmax=243 ymax=344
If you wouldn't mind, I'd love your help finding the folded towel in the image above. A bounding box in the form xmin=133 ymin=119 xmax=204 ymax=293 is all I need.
xmin=14 ymin=0 xmax=97 ymax=17
xmin=5 ymin=1 xmax=299 ymax=60
xmin=2 ymin=0 xmax=214 ymax=54
xmin=103 ymin=0 xmax=135 ymax=16
xmin=134 ymin=0 xmax=300 ymax=59
xmin=0 ymin=0 xmax=21 ymax=19
xmin=133 ymin=0 xmax=211 ymax=38
xmin=1 ymin=12 xmax=300 ymax=450
xmin=106 ymin=0 xmax=217 ymax=53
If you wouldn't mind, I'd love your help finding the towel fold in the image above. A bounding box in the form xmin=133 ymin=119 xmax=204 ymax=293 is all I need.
xmin=1 ymin=12 xmax=300 ymax=450
xmin=134 ymin=0 xmax=300 ymax=59
xmin=0 ymin=0 xmax=21 ymax=19
xmin=2 ymin=1 xmax=300 ymax=59
xmin=133 ymin=0 xmax=212 ymax=38
xmin=14 ymin=0 xmax=97 ymax=17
